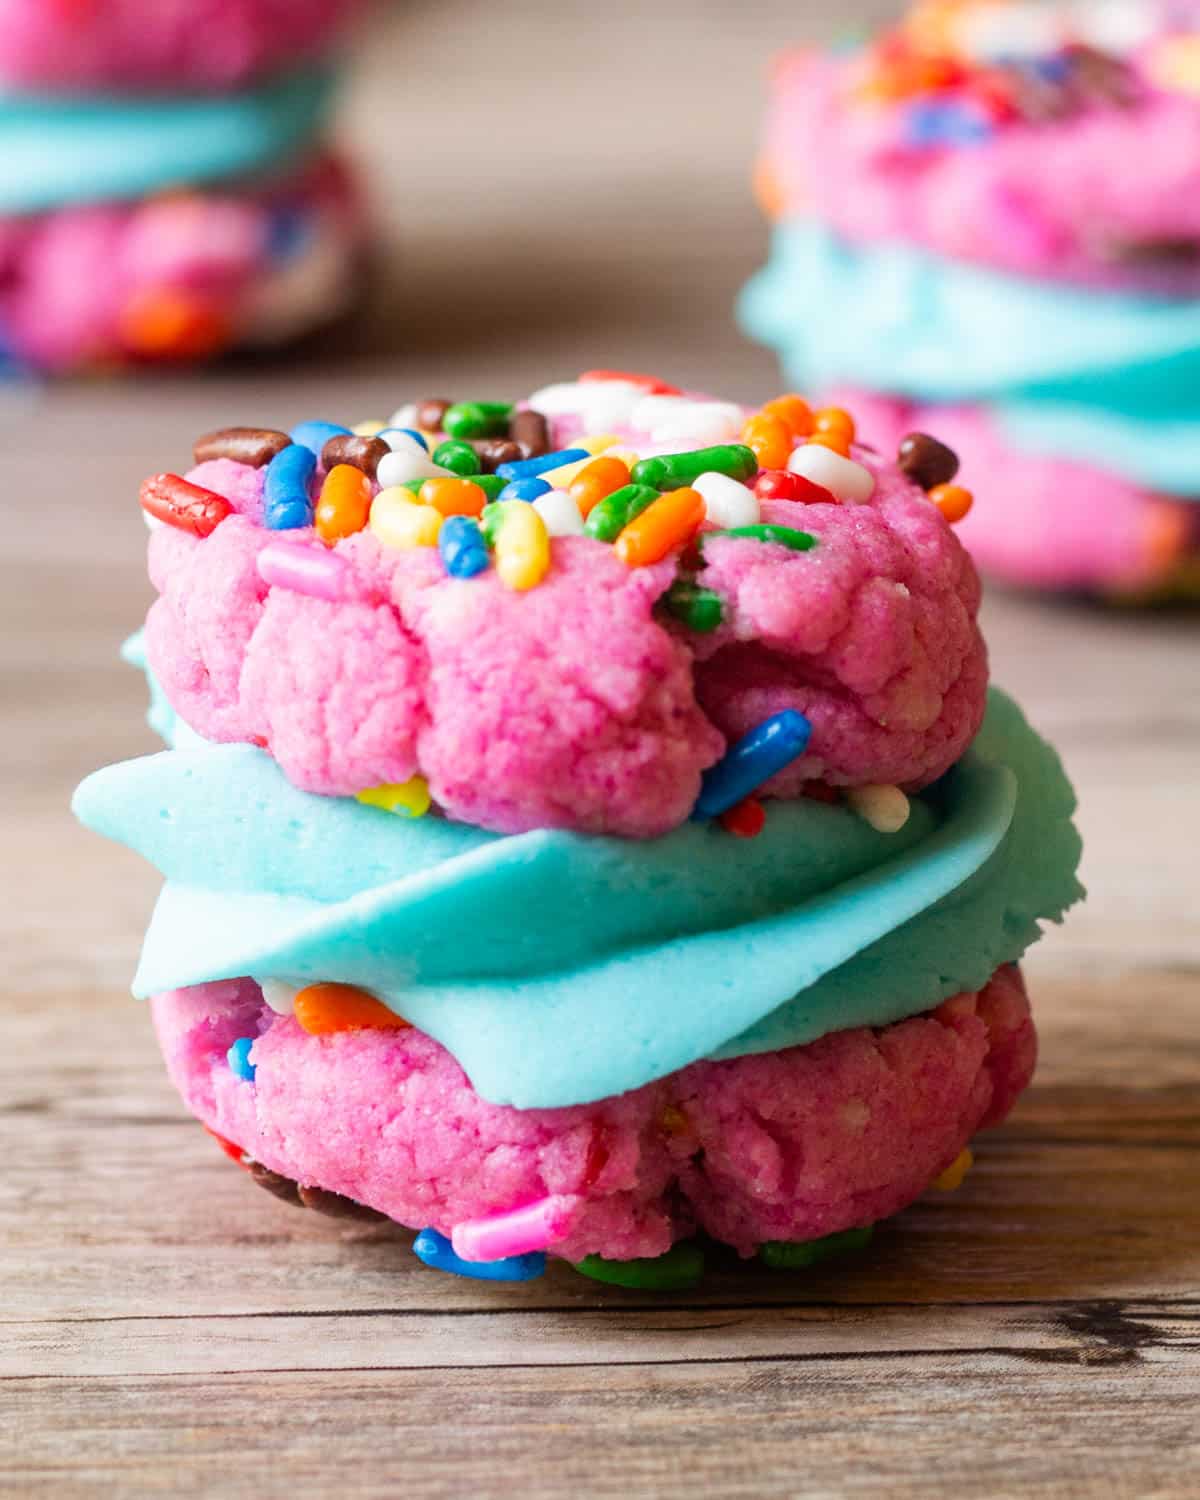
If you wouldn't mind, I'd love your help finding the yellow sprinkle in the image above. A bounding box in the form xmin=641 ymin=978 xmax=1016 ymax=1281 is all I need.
xmin=540 ymin=455 xmax=596 ymax=489
xmin=659 ymin=1104 xmax=689 ymax=1137
xmin=1149 ymin=36 xmax=1200 ymax=94
xmin=846 ymin=784 xmax=911 ymax=834
xmin=577 ymin=433 xmax=621 ymax=455
xmin=931 ymin=1147 xmax=973 ymax=1193
xmin=356 ymin=775 xmax=431 ymax=819
xmin=494 ymin=502 xmax=551 ymax=591
xmin=369 ymin=488 xmax=443 ymax=549
xmin=353 ymin=419 xmax=387 ymax=437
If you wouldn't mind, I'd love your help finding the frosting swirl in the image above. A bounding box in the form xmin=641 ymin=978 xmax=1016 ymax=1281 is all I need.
xmin=73 ymin=688 xmax=1082 ymax=1109
xmin=0 ymin=66 xmax=335 ymax=216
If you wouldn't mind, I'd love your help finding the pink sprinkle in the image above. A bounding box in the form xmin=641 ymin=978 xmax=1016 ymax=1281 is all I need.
xmin=257 ymin=540 xmax=351 ymax=601
xmin=451 ymin=1194 xmax=579 ymax=1262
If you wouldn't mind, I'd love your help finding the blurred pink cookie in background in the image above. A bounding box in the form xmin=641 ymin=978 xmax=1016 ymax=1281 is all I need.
xmin=0 ymin=0 xmax=363 ymax=90
xmin=0 ymin=0 xmax=366 ymax=371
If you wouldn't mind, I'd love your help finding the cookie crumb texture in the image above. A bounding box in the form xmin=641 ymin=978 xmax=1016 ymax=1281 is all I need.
xmin=154 ymin=964 xmax=1034 ymax=1262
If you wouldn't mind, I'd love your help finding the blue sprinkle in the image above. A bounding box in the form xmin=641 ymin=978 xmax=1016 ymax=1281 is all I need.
xmin=439 ymin=515 xmax=490 ymax=578
xmin=413 ymin=1228 xmax=546 ymax=1282
xmin=227 ymin=1037 xmax=257 ymax=1082
xmin=377 ymin=427 xmax=429 ymax=453
xmin=903 ymin=99 xmax=993 ymax=149
xmin=498 ymin=477 xmax=551 ymax=503
xmin=692 ymin=709 xmax=813 ymax=820
xmin=266 ymin=206 xmax=310 ymax=261
xmin=495 ymin=447 xmax=588 ymax=482
xmin=290 ymin=420 xmax=352 ymax=457
xmin=264 ymin=443 xmax=317 ymax=529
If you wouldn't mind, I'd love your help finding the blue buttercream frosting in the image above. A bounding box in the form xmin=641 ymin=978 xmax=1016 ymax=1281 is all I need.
xmin=72 ymin=689 xmax=1082 ymax=1110
xmin=0 ymin=66 xmax=335 ymax=216
xmin=740 ymin=219 xmax=1200 ymax=498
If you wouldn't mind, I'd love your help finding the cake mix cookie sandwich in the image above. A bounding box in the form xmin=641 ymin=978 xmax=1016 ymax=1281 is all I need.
xmin=0 ymin=5 xmax=364 ymax=371
xmin=741 ymin=0 xmax=1200 ymax=597
xmin=75 ymin=373 xmax=1083 ymax=1287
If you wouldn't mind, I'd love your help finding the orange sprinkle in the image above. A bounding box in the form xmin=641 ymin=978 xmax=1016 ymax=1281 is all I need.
xmin=813 ymin=407 xmax=856 ymax=443
xmin=119 ymin=286 xmax=230 ymax=361
xmin=807 ymin=431 xmax=852 ymax=458
xmin=741 ymin=412 xmax=793 ymax=472
xmin=614 ymin=486 xmax=705 ymax=567
xmin=929 ymin=483 xmax=974 ymax=523
xmin=294 ymin=982 xmax=411 ymax=1036
xmin=761 ymin=394 xmax=814 ymax=440
xmin=569 ymin=455 xmax=632 ymax=517
xmin=315 ymin=464 xmax=372 ymax=545
xmin=419 ymin=476 xmax=487 ymax=517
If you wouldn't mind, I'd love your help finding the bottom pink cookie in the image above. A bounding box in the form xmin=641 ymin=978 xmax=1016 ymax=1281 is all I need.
xmin=832 ymin=390 xmax=1200 ymax=597
xmin=153 ymin=965 xmax=1036 ymax=1265
xmin=0 ymin=152 xmax=362 ymax=372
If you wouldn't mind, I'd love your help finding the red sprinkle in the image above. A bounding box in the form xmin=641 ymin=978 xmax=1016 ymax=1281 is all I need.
xmin=140 ymin=472 xmax=233 ymax=538
xmin=578 ymin=368 xmax=682 ymax=396
xmin=720 ymin=796 xmax=766 ymax=838
xmin=204 ymin=1125 xmax=249 ymax=1168
xmin=754 ymin=469 xmax=838 ymax=505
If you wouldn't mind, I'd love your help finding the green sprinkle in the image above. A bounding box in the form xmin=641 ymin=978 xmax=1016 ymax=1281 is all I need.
xmin=705 ymin=524 xmax=817 ymax=553
xmin=574 ymin=1242 xmax=705 ymax=1291
xmin=758 ymin=1225 xmax=874 ymax=1270
xmin=479 ymin=502 xmax=506 ymax=547
xmin=663 ymin=580 xmax=723 ymax=633
xmin=471 ymin=473 xmax=507 ymax=503
xmin=442 ymin=402 xmax=513 ymax=441
xmin=632 ymin=444 xmax=756 ymax=492
xmin=400 ymin=479 xmax=426 ymax=496
xmin=584 ymin=483 xmax=660 ymax=543
xmin=432 ymin=439 xmax=482 ymax=476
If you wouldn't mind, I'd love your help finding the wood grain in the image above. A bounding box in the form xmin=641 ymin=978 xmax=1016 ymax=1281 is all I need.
xmin=3 ymin=0 xmax=1200 ymax=1495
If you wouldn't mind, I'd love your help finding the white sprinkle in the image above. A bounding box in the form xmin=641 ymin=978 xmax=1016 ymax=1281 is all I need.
xmin=788 ymin=444 xmax=876 ymax=504
xmin=694 ymin=471 xmax=760 ymax=529
xmin=376 ymin=447 xmax=451 ymax=488
xmin=647 ymin=400 xmax=743 ymax=446
xmin=387 ymin=403 xmax=420 ymax=430
xmin=846 ymin=785 xmax=911 ymax=834
xmin=259 ymin=979 xmax=298 ymax=1015
xmin=532 ymin=489 xmax=585 ymax=537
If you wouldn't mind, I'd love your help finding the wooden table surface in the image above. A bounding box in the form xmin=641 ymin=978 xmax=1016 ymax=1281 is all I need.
xmin=3 ymin=2 xmax=1198 ymax=1495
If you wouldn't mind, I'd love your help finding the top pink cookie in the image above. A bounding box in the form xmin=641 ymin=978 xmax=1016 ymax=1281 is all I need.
xmin=140 ymin=375 xmax=987 ymax=839
xmin=758 ymin=0 xmax=1200 ymax=292
xmin=0 ymin=0 xmax=362 ymax=90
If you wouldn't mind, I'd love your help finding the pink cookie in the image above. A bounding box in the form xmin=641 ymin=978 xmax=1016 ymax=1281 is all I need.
xmin=758 ymin=9 xmax=1200 ymax=293
xmin=0 ymin=0 xmax=362 ymax=90
xmin=154 ymin=965 xmax=1035 ymax=1263
xmin=0 ymin=154 xmax=363 ymax=372
xmin=141 ymin=380 xmax=988 ymax=835
xmin=829 ymin=388 xmax=1200 ymax=595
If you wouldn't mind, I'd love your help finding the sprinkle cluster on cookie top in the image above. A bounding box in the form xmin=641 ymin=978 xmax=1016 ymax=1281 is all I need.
xmin=139 ymin=372 xmax=986 ymax=840
xmin=852 ymin=0 xmax=1194 ymax=147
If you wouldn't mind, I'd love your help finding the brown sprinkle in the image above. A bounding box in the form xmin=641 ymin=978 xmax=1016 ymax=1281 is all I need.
xmin=192 ymin=427 xmax=291 ymax=468
xmin=475 ymin=438 xmax=524 ymax=472
xmin=897 ymin=432 xmax=960 ymax=491
xmin=248 ymin=1161 xmax=302 ymax=1206
xmin=509 ymin=407 xmax=551 ymax=459
xmin=297 ymin=1184 xmax=388 ymax=1222
xmin=415 ymin=398 xmax=453 ymax=432
xmin=321 ymin=433 xmax=390 ymax=478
